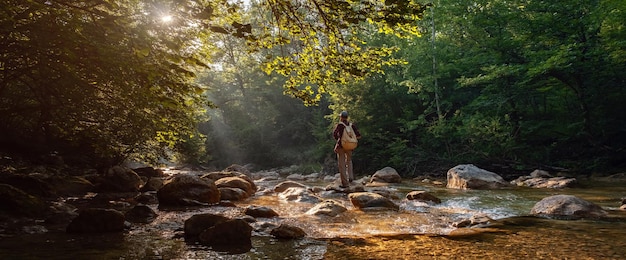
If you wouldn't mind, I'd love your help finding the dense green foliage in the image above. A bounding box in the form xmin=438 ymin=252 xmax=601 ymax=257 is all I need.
xmin=0 ymin=0 xmax=213 ymax=166
xmin=325 ymin=0 xmax=626 ymax=175
xmin=1 ymin=0 xmax=624 ymax=176
xmin=0 ymin=0 xmax=427 ymax=168
xmin=254 ymin=0 xmax=429 ymax=105
xmin=202 ymin=0 xmax=625 ymax=176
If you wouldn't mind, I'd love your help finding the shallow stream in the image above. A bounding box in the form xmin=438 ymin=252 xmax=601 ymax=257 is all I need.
xmin=1 ymin=174 xmax=625 ymax=259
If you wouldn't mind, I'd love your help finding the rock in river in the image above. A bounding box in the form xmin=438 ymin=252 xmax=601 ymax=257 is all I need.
xmin=157 ymin=174 xmax=220 ymax=206
xmin=349 ymin=192 xmax=399 ymax=210
xmin=530 ymin=194 xmax=607 ymax=219
xmin=446 ymin=164 xmax=509 ymax=190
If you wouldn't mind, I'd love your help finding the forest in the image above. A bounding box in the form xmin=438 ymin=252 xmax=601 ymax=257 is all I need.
xmin=1 ymin=0 xmax=625 ymax=177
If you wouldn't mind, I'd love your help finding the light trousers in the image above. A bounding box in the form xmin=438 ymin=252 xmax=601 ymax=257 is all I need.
xmin=336 ymin=148 xmax=354 ymax=186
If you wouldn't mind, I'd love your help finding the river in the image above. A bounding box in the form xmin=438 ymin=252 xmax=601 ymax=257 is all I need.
xmin=1 ymin=173 xmax=625 ymax=259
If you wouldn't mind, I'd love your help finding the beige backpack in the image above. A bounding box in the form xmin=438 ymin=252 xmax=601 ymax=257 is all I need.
xmin=340 ymin=122 xmax=358 ymax=150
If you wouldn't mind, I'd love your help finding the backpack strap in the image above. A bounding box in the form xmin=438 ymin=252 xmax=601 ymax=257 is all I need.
xmin=338 ymin=122 xmax=354 ymax=139
xmin=342 ymin=122 xmax=352 ymax=132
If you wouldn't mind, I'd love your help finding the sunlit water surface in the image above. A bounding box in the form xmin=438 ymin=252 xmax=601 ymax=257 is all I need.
xmin=1 ymin=176 xmax=625 ymax=259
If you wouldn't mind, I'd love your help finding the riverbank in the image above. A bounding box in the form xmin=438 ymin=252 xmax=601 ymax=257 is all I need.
xmin=1 ymin=161 xmax=626 ymax=259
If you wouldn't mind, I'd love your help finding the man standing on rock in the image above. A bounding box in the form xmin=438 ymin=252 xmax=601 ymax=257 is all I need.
xmin=333 ymin=111 xmax=361 ymax=188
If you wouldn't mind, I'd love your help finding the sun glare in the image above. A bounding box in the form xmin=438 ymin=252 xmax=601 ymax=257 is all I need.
xmin=161 ymin=15 xmax=173 ymax=23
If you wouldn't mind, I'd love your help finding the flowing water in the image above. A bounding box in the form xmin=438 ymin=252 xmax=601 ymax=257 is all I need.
xmin=1 ymin=175 xmax=625 ymax=259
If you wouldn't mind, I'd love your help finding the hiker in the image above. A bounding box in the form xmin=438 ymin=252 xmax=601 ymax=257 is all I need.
xmin=333 ymin=111 xmax=361 ymax=188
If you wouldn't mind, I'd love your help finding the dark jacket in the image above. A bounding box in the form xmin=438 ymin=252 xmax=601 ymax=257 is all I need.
xmin=333 ymin=120 xmax=361 ymax=149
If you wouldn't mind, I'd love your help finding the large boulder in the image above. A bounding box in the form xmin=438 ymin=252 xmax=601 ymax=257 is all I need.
xmin=348 ymin=192 xmax=399 ymax=210
xmin=157 ymin=174 xmax=220 ymax=206
xmin=530 ymin=195 xmax=607 ymax=219
xmin=99 ymin=166 xmax=143 ymax=192
xmin=369 ymin=167 xmax=402 ymax=184
xmin=214 ymin=176 xmax=256 ymax=197
xmin=197 ymin=219 xmax=253 ymax=251
xmin=66 ymin=208 xmax=125 ymax=233
xmin=305 ymin=200 xmax=347 ymax=217
xmin=184 ymin=213 xmax=230 ymax=237
xmin=446 ymin=164 xmax=509 ymax=189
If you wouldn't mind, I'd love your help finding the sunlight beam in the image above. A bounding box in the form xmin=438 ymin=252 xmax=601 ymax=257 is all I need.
xmin=160 ymin=15 xmax=173 ymax=23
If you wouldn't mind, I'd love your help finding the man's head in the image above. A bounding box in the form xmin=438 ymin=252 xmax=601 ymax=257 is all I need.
xmin=340 ymin=111 xmax=348 ymax=119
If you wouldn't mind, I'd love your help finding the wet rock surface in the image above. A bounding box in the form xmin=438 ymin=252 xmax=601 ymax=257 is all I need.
xmin=1 ymin=163 xmax=625 ymax=259
xmin=530 ymin=194 xmax=608 ymax=219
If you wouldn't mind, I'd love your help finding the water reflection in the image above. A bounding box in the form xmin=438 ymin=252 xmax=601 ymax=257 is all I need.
xmin=1 ymin=178 xmax=625 ymax=259
xmin=325 ymin=216 xmax=626 ymax=259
